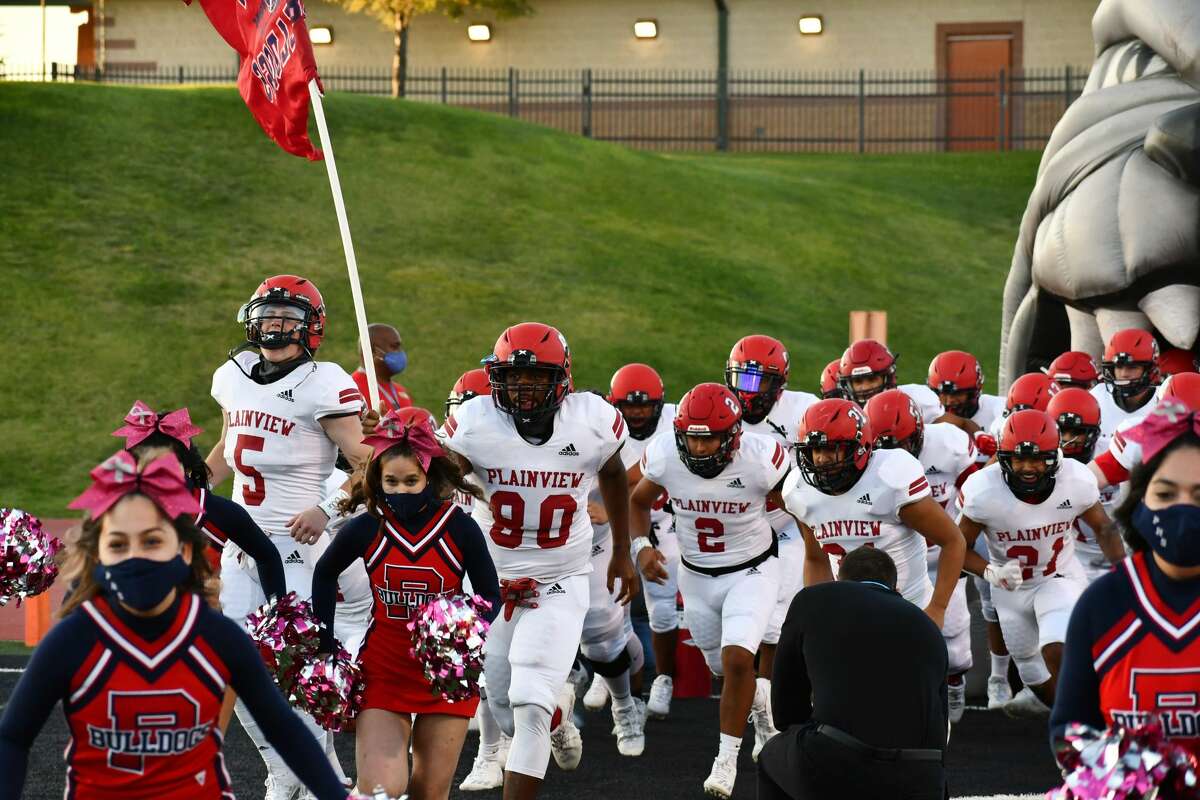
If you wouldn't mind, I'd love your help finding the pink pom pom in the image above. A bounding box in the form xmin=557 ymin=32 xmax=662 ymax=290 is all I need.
xmin=245 ymin=592 xmax=321 ymax=695
xmin=408 ymin=594 xmax=491 ymax=703
xmin=0 ymin=509 xmax=63 ymax=607
xmin=1048 ymin=720 xmax=1199 ymax=799
xmin=291 ymin=646 xmax=364 ymax=732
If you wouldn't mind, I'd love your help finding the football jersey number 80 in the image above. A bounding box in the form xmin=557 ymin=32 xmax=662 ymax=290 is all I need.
xmin=489 ymin=491 xmax=577 ymax=549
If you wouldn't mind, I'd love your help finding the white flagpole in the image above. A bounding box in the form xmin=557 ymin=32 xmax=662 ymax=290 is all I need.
xmin=307 ymin=78 xmax=380 ymax=412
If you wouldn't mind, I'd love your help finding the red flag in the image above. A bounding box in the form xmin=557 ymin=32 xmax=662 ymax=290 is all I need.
xmin=183 ymin=0 xmax=323 ymax=160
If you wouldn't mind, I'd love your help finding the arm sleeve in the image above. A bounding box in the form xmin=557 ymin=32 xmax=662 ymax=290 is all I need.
xmin=203 ymin=494 xmax=286 ymax=601
xmin=314 ymin=364 xmax=365 ymax=420
xmin=218 ymin=617 xmax=348 ymax=800
xmin=312 ymin=516 xmax=376 ymax=652
xmin=1049 ymin=592 xmax=1105 ymax=758
xmin=0 ymin=618 xmax=89 ymax=800
xmin=881 ymin=450 xmax=932 ymax=511
xmin=770 ymin=596 xmax=813 ymax=730
xmin=449 ymin=512 xmax=501 ymax=624
xmin=593 ymin=397 xmax=630 ymax=467
xmin=1093 ymin=450 xmax=1130 ymax=487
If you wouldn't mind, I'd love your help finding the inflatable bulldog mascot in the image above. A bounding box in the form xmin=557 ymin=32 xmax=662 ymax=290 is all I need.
xmin=999 ymin=0 xmax=1200 ymax=388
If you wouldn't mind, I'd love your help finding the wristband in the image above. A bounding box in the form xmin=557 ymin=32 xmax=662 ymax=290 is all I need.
xmin=632 ymin=536 xmax=653 ymax=555
xmin=318 ymin=488 xmax=351 ymax=521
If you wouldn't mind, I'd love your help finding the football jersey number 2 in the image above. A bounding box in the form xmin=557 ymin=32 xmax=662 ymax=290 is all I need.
xmin=233 ymin=434 xmax=267 ymax=507
xmin=489 ymin=491 xmax=577 ymax=549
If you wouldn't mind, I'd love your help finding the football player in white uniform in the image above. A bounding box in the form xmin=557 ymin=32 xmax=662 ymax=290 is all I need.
xmin=437 ymin=322 xmax=637 ymax=800
xmin=927 ymin=350 xmax=1005 ymax=435
xmin=781 ymin=398 xmax=966 ymax=631
xmin=1092 ymin=374 xmax=1200 ymax=495
xmin=819 ymin=359 xmax=844 ymax=400
xmin=723 ymin=335 xmax=817 ymax=751
xmin=204 ymin=274 xmax=371 ymax=798
xmin=632 ymin=383 xmax=790 ymax=798
xmin=837 ymin=339 xmax=945 ymax=425
xmin=1091 ymin=328 xmax=1161 ymax=444
xmin=1046 ymin=351 xmax=1101 ymax=392
xmin=864 ymin=389 xmax=977 ymax=723
xmin=959 ymin=409 xmax=1121 ymax=713
xmin=607 ymin=363 xmax=679 ymax=719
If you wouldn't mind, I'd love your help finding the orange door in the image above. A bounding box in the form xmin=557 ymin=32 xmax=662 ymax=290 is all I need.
xmin=945 ymin=36 xmax=1012 ymax=151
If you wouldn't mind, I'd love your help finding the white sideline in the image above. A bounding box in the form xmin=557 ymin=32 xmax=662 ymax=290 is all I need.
xmin=0 ymin=668 xmax=25 ymax=673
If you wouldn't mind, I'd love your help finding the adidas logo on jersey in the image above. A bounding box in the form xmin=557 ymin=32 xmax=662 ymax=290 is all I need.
xmin=857 ymin=494 xmax=872 ymax=505
xmin=926 ymin=465 xmax=938 ymax=475
xmin=276 ymin=389 xmax=295 ymax=402
xmin=591 ymin=544 xmax=604 ymax=557
xmin=558 ymin=443 xmax=580 ymax=456
xmin=284 ymin=550 xmax=304 ymax=565
xmin=726 ymin=478 xmax=745 ymax=488
xmin=1057 ymin=499 xmax=1072 ymax=509
xmin=746 ymin=567 xmax=761 ymax=575
xmin=546 ymin=583 xmax=567 ymax=595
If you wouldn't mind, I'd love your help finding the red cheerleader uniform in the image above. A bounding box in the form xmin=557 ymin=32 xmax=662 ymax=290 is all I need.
xmin=313 ymin=498 xmax=500 ymax=717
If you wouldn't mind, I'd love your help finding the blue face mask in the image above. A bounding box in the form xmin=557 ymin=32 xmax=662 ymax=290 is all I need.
xmin=1132 ymin=502 xmax=1200 ymax=568
xmin=383 ymin=350 xmax=407 ymax=375
xmin=381 ymin=486 xmax=436 ymax=519
xmin=93 ymin=555 xmax=190 ymax=611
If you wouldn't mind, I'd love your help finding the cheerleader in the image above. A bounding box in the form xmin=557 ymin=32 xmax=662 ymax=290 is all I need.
xmin=312 ymin=411 xmax=500 ymax=799
xmin=0 ymin=450 xmax=348 ymax=799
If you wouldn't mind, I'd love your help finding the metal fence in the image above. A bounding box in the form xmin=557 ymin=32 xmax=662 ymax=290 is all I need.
xmin=3 ymin=63 xmax=1088 ymax=152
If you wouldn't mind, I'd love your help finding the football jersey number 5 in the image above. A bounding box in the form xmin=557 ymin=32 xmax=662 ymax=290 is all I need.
xmin=490 ymin=491 xmax=577 ymax=549
xmin=233 ymin=434 xmax=267 ymax=507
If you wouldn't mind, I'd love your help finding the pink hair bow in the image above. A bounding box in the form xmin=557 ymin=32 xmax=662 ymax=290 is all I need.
xmin=362 ymin=410 xmax=444 ymax=471
xmin=112 ymin=400 xmax=204 ymax=449
xmin=69 ymin=451 xmax=202 ymax=520
xmin=1122 ymin=400 xmax=1200 ymax=462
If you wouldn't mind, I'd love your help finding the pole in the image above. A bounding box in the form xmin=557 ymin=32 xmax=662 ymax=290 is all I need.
xmin=307 ymin=79 xmax=380 ymax=412
xmin=40 ymin=0 xmax=47 ymax=80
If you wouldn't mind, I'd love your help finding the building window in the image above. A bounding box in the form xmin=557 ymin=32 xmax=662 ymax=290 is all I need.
xmin=634 ymin=19 xmax=658 ymax=40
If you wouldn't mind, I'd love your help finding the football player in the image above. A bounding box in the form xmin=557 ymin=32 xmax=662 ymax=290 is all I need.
xmin=819 ymin=359 xmax=844 ymax=400
xmin=724 ymin=335 xmax=817 ymax=753
xmin=204 ymin=275 xmax=370 ymax=797
xmin=608 ymin=363 xmax=679 ymax=720
xmin=865 ymin=389 xmax=977 ymax=723
xmin=1091 ymin=373 xmax=1200 ymax=492
xmin=927 ymin=350 xmax=1005 ymax=434
xmin=1046 ymin=351 xmax=1101 ymax=392
xmin=437 ymin=322 xmax=637 ymax=800
xmin=838 ymin=339 xmax=945 ymax=424
xmin=631 ymin=382 xmax=790 ymax=798
xmin=1092 ymin=329 xmax=1161 ymax=442
xmin=1157 ymin=347 xmax=1198 ymax=378
xmin=959 ymin=410 xmax=1120 ymax=713
xmin=446 ymin=368 xmax=491 ymax=422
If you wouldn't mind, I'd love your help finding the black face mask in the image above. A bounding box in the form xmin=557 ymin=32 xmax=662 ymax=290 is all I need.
xmin=381 ymin=486 xmax=438 ymax=520
xmin=93 ymin=555 xmax=190 ymax=612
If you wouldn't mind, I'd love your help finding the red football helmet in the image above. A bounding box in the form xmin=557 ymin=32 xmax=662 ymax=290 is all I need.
xmin=1046 ymin=351 xmax=1100 ymax=391
xmin=1101 ymin=328 xmax=1161 ymax=407
xmin=927 ymin=350 xmax=984 ymax=418
xmin=445 ymin=368 xmax=491 ymax=419
xmin=395 ymin=406 xmax=436 ymax=433
xmin=1161 ymin=372 xmax=1200 ymax=410
xmin=997 ymin=409 xmax=1061 ymax=497
xmin=609 ymin=363 xmax=666 ymax=441
xmin=725 ymin=335 xmax=790 ymax=424
xmin=820 ymin=359 xmax=844 ymax=399
xmin=1046 ymin=387 xmax=1101 ymax=462
xmin=673 ymin=383 xmax=743 ymax=478
xmin=1006 ymin=372 xmax=1057 ymax=413
xmin=238 ymin=275 xmax=326 ymax=351
xmin=838 ymin=339 xmax=897 ymax=405
xmin=1157 ymin=348 xmax=1198 ymax=378
xmin=864 ymin=389 xmax=924 ymax=458
xmin=486 ymin=323 xmax=572 ymax=425
xmin=795 ymin=399 xmax=873 ymax=494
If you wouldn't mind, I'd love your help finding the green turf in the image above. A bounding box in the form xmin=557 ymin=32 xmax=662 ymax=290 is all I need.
xmin=0 ymin=83 xmax=1040 ymax=516
xmin=0 ymin=641 xmax=33 ymax=655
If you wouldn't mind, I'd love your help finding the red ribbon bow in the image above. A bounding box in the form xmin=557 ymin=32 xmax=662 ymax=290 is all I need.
xmin=112 ymin=400 xmax=204 ymax=449
xmin=362 ymin=410 xmax=444 ymax=471
xmin=69 ymin=451 xmax=202 ymax=520
xmin=1122 ymin=400 xmax=1200 ymax=463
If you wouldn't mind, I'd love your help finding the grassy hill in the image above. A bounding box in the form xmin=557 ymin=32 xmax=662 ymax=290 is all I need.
xmin=0 ymin=83 xmax=1040 ymax=516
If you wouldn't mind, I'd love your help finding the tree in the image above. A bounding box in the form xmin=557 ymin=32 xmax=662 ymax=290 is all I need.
xmin=326 ymin=0 xmax=534 ymax=98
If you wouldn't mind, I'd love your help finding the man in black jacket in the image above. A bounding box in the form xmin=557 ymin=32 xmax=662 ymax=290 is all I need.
xmin=757 ymin=547 xmax=948 ymax=800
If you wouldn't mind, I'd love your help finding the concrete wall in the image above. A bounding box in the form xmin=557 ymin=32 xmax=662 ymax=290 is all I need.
xmin=98 ymin=0 xmax=1099 ymax=72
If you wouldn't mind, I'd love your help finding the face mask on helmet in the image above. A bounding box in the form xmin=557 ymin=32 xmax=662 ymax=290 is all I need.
xmin=674 ymin=429 xmax=739 ymax=479
xmin=1102 ymin=358 xmax=1156 ymax=409
xmin=874 ymin=427 xmax=924 ymax=459
xmin=618 ymin=399 xmax=665 ymax=441
xmin=796 ymin=440 xmax=865 ymax=494
xmin=725 ymin=366 xmax=784 ymax=424
xmin=934 ymin=386 xmax=980 ymax=419
xmin=1056 ymin=421 xmax=1099 ymax=463
xmin=240 ymin=300 xmax=310 ymax=351
xmin=488 ymin=363 xmax=568 ymax=425
xmin=839 ymin=369 xmax=896 ymax=406
xmin=998 ymin=447 xmax=1059 ymax=498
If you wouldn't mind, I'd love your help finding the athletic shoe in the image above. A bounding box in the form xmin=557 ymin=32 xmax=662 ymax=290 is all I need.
xmin=550 ymin=684 xmax=584 ymax=770
xmin=1002 ymin=686 xmax=1050 ymax=718
xmin=647 ymin=674 xmax=673 ymax=719
xmin=611 ymin=700 xmax=645 ymax=756
xmin=264 ymin=775 xmax=303 ymax=800
xmin=459 ymin=748 xmax=505 ymax=791
xmin=750 ymin=681 xmax=779 ymax=761
xmin=583 ymin=673 xmax=610 ymax=711
xmin=947 ymin=680 xmax=966 ymax=724
xmin=987 ymin=675 xmax=1014 ymax=709
xmin=703 ymin=754 xmax=737 ymax=798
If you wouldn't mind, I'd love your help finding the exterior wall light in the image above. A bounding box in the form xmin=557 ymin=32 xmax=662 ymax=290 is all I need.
xmin=310 ymin=26 xmax=333 ymax=45
xmin=467 ymin=24 xmax=492 ymax=42
xmin=798 ymin=16 xmax=823 ymax=35
xmin=634 ymin=19 xmax=658 ymax=39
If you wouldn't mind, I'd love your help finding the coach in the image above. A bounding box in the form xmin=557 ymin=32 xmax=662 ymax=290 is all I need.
xmin=757 ymin=548 xmax=948 ymax=800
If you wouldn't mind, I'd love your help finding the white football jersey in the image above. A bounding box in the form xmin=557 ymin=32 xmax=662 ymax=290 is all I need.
xmin=1090 ymin=383 xmax=1153 ymax=444
xmin=641 ymin=431 xmax=789 ymax=568
xmin=211 ymin=353 xmax=363 ymax=536
xmin=900 ymin=384 xmax=945 ymax=424
xmin=620 ymin=403 xmax=677 ymax=534
xmin=971 ymin=393 xmax=1005 ymax=434
xmin=742 ymin=389 xmax=818 ymax=536
xmin=918 ymin=423 xmax=976 ymax=515
xmin=782 ymin=448 xmax=934 ymax=604
xmin=441 ymin=391 xmax=627 ymax=582
xmin=958 ymin=459 xmax=1099 ymax=586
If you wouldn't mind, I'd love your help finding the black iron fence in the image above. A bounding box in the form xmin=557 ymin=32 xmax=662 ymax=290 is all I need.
xmin=3 ymin=63 xmax=1088 ymax=152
